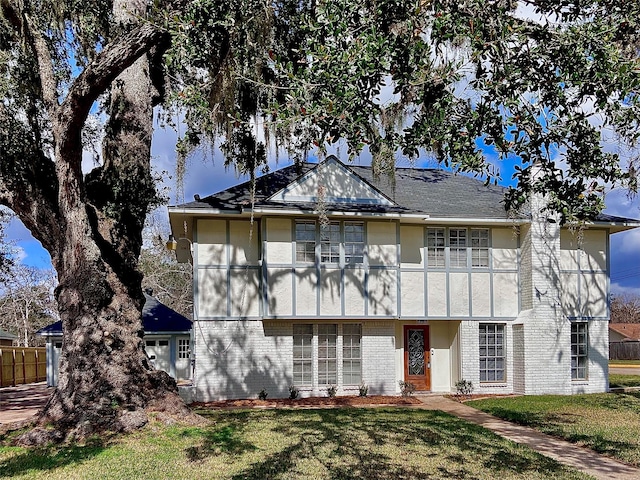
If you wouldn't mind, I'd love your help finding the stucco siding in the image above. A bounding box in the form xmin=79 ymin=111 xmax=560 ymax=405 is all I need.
xmin=197 ymin=219 xmax=227 ymax=265
xmin=367 ymin=222 xmax=397 ymax=266
xmin=400 ymin=271 xmax=425 ymax=317
xmin=265 ymin=218 xmax=292 ymax=264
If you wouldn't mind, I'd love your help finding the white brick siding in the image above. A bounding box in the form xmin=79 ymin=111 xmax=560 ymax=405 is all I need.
xmin=193 ymin=319 xmax=397 ymax=400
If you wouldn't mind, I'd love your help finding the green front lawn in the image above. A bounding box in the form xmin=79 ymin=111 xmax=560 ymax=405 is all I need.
xmin=0 ymin=408 xmax=589 ymax=479
xmin=610 ymin=360 xmax=640 ymax=365
xmin=468 ymin=393 xmax=640 ymax=467
xmin=610 ymin=374 xmax=640 ymax=388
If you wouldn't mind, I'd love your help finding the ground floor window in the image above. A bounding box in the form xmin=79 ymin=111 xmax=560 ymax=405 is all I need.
xmin=293 ymin=324 xmax=362 ymax=387
xmin=318 ymin=324 xmax=337 ymax=384
xmin=342 ymin=324 xmax=362 ymax=385
xmin=293 ymin=324 xmax=313 ymax=385
xmin=178 ymin=338 xmax=190 ymax=359
xmin=479 ymin=323 xmax=505 ymax=382
xmin=571 ymin=322 xmax=588 ymax=380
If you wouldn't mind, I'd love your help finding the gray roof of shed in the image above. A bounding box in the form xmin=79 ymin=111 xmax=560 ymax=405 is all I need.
xmin=0 ymin=328 xmax=18 ymax=340
xmin=37 ymin=293 xmax=192 ymax=337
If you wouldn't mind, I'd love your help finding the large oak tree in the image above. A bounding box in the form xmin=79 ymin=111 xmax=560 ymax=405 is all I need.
xmin=0 ymin=0 xmax=638 ymax=443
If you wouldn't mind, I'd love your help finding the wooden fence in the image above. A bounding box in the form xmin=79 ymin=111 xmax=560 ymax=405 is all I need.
xmin=609 ymin=341 xmax=640 ymax=361
xmin=0 ymin=347 xmax=47 ymax=387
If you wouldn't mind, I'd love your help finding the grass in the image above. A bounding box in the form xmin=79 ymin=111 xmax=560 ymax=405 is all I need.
xmin=610 ymin=360 xmax=640 ymax=365
xmin=469 ymin=393 xmax=640 ymax=467
xmin=610 ymin=374 xmax=640 ymax=388
xmin=0 ymin=408 xmax=590 ymax=480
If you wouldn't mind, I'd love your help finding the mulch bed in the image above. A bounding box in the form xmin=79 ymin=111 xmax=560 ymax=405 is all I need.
xmin=191 ymin=395 xmax=423 ymax=409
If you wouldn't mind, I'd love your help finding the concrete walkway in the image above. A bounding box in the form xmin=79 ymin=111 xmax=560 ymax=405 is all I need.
xmin=416 ymin=395 xmax=640 ymax=480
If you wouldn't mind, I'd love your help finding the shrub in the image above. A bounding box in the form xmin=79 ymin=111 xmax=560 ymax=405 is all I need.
xmin=358 ymin=383 xmax=369 ymax=397
xmin=258 ymin=388 xmax=268 ymax=400
xmin=399 ymin=380 xmax=416 ymax=397
xmin=326 ymin=385 xmax=337 ymax=397
xmin=288 ymin=385 xmax=299 ymax=400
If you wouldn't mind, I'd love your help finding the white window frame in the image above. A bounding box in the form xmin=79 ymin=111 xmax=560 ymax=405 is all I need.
xmin=320 ymin=222 xmax=341 ymax=263
xmin=427 ymin=228 xmax=446 ymax=267
xmin=178 ymin=338 xmax=190 ymax=359
xmin=318 ymin=324 xmax=337 ymax=385
xmin=479 ymin=323 xmax=505 ymax=383
xmin=295 ymin=221 xmax=317 ymax=263
xmin=344 ymin=222 xmax=365 ymax=264
xmin=471 ymin=229 xmax=490 ymax=267
xmin=293 ymin=324 xmax=313 ymax=385
xmin=449 ymin=228 xmax=468 ymax=268
xmin=342 ymin=324 xmax=362 ymax=385
xmin=571 ymin=322 xmax=588 ymax=380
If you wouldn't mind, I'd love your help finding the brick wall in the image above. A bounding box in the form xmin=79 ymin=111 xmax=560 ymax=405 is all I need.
xmin=193 ymin=319 xmax=397 ymax=401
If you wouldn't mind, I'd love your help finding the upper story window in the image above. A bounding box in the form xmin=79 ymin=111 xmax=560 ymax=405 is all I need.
xmin=471 ymin=229 xmax=489 ymax=267
xmin=449 ymin=228 xmax=467 ymax=268
xmin=427 ymin=228 xmax=446 ymax=267
xmin=295 ymin=220 xmax=364 ymax=265
xmin=344 ymin=222 xmax=364 ymax=264
xmin=295 ymin=221 xmax=316 ymax=263
xmin=320 ymin=222 xmax=341 ymax=263
xmin=426 ymin=227 xmax=490 ymax=269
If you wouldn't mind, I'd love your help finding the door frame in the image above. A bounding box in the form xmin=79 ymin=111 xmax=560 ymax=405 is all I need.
xmin=403 ymin=325 xmax=431 ymax=391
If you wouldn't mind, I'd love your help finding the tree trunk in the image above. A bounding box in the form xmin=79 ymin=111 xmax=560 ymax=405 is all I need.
xmin=16 ymin=1 xmax=197 ymax=445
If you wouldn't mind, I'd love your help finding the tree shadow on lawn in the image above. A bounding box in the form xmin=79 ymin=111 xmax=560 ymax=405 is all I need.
xmin=0 ymin=436 xmax=106 ymax=478
xmin=195 ymin=407 xmax=577 ymax=479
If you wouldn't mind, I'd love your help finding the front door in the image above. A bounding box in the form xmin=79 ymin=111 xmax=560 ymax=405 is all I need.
xmin=404 ymin=325 xmax=430 ymax=390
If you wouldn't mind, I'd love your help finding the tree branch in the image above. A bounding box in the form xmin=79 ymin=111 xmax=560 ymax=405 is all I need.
xmin=0 ymin=1 xmax=58 ymax=116
xmin=0 ymin=105 xmax=62 ymax=257
xmin=57 ymin=22 xmax=170 ymax=139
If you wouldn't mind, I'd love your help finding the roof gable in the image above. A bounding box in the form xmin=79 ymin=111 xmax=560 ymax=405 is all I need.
xmin=268 ymin=156 xmax=394 ymax=206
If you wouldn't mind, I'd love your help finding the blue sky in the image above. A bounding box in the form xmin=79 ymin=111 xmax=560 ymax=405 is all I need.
xmin=7 ymin=121 xmax=640 ymax=297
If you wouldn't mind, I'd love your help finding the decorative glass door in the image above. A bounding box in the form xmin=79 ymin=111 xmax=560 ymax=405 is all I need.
xmin=403 ymin=325 xmax=430 ymax=390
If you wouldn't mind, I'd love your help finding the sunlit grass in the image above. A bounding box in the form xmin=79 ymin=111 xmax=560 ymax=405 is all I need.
xmin=610 ymin=374 xmax=640 ymax=388
xmin=0 ymin=408 xmax=589 ymax=479
xmin=469 ymin=393 xmax=640 ymax=467
xmin=609 ymin=360 xmax=640 ymax=365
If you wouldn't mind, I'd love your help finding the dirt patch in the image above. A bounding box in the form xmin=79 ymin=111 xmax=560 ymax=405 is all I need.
xmin=445 ymin=394 xmax=521 ymax=403
xmin=192 ymin=395 xmax=423 ymax=409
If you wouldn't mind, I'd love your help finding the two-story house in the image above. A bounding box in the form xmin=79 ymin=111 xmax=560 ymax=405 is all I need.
xmin=168 ymin=156 xmax=639 ymax=401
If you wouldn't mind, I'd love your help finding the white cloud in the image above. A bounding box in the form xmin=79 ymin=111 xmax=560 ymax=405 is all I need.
xmin=611 ymin=282 xmax=640 ymax=297
xmin=616 ymin=229 xmax=640 ymax=255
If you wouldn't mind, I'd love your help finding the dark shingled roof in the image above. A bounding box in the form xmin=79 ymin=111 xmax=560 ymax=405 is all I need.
xmin=37 ymin=293 xmax=192 ymax=336
xmin=173 ymin=158 xmax=639 ymax=224
xmin=175 ymin=161 xmax=514 ymax=219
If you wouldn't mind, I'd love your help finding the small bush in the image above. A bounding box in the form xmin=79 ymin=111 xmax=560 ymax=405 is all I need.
xmin=358 ymin=383 xmax=369 ymax=397
xmin=454 ymin=379 xmax=474 ymax=400
xmin=326 ymin=385 xmax=337 ymax=397
xmin=258 ymin=388 xmax=268 ymax=400
xmin=288 ymin=385 xmax=299 ymax=400
xmin=399 ymin=380 xmax=416 ymax=397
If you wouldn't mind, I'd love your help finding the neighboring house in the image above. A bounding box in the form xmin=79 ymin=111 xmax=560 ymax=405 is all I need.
xmin=609 ymin=323 xmax=640 ymax=343
xmin=38 ymin=290 xmax=192 ymax=387
xmin=0 ymin=328 xmax=18 ymax=346
xmin=167 ymin=156 xmax=640 ymax=401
